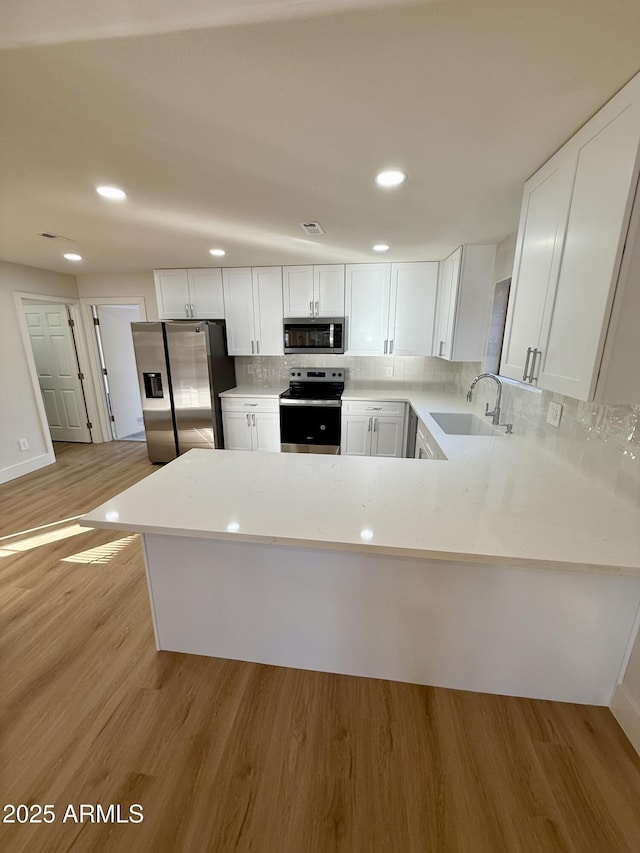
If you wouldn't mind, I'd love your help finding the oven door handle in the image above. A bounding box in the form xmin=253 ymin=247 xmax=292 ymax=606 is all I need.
xmin=279 ymin=398 xmax=342 ymax=407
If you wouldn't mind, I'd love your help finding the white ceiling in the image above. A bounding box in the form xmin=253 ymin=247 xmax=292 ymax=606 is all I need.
xmin=1 ymin=0 xmax=640 ymax=274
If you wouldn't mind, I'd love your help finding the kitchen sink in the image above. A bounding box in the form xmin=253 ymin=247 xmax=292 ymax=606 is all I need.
xmin=429 ymin=412 xmax=501 ymax=436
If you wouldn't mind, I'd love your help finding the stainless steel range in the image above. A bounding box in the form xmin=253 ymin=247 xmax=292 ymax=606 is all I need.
xmin=279 ymin=368 xmax=345 ymax=454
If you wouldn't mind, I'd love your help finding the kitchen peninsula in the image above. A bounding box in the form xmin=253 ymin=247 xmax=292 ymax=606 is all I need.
xmin=80 ymin=394 xmax=640 ymax=707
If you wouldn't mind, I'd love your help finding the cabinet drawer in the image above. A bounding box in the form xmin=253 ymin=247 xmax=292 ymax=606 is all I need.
xmin=221 ymin=397 xmax=280 ymax=413
xmin=343 ymin=400 xmax=405 ymax=417
xmin=417 ymin=422 xmax=445 ymax=460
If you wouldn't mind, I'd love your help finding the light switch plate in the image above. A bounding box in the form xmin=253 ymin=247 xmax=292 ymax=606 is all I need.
xmin=546 ymin=401 xmax=563 ymax=427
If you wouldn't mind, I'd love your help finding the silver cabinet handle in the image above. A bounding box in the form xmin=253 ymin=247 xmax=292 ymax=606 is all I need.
xmin=384 ymin=339 xmax=388 ymax=354
xmin=523 ymin=346 xmax=533 ymax=381
xmin=256 ymin=340 xmax=260 ymax=354
xmin=368 ymin=417 xmax=372 ymax=432
xmin=246 ymin=413 xmax=250 ymax=426
xmin=365 ymin=407 xmax=382 ymax=411
xmin=389 ymin=339 xmax=394 ymax=354
xmin=252 ymin=413 xmax=256 ymax=427
xmin=373 ymin=417 xmax=378 ymax=432
xmin=185 ymin=303 xmax=190 ymax=318
xmin=418 ymin=447 xmax=425 ymax=459
xmin=190 ymin=304 xmax=195 ymax=318
xmin=309 ymin=300 xmax=313 ymax=317
xmin=315 ymin=300 xmax=319 ymax=316
xmin=244 ymin=403 xmax=258 ymax=406
xmin=439 ymin=340 xmax=445 ymax=357
xmin=530 ymin=348 xmax=541 ymax=383
xmin=251 ymin=340 xmax=255 ymax=354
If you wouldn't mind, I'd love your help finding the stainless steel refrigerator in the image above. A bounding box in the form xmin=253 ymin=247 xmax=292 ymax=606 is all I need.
xmin=131 ymin=320 xmax=236 ymax=463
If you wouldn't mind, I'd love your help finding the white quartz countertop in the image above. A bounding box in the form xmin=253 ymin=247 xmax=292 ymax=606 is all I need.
xmin=219 ymin=385 xmax=286 ymax=398
xmin=81 ymin=386 xmax=640 ymax=574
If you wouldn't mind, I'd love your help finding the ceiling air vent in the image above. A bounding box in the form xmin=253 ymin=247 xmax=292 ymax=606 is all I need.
xmin=299 ymin=221 xmax=325 ymax=236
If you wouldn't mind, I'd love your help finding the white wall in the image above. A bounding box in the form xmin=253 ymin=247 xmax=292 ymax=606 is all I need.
xmin=0 ymin=261 xmax=79 ymax=483
xmin=76 ymin=271 xmax=158 ymax=320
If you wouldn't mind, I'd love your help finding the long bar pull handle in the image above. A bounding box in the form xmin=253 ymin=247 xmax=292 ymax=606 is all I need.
xmin=256 ymin=340 xmax=260 ymax=354
xmin=190 ymin=304 xmax=195 ymax=318
xmin=251 ymin=340 xmax=255 ymax=354
xmin=373 ymin=417 xmax=378 ymax=432
xmin=389 ymin=339 xmax=394 ymax=354
xmin=523 ymin=346 xmax=533 ymax=381
xmin=252 ymin=413 xmax=256 ymax=427
xmin=315 ymin=300 xmax=319 ymax=316
xmin=185 ymin=303 xmax=190 ymax=318
xmin=309 ymin=300 xmax=313 ymax=317
xmin=384 ymin=339 xmax=388 ymax=354
xmin=368 ymin=417 xmax=372 ymax=432
xmin=439 ymin=340 xmax=445 ymax=357
xmin=246 ymin=413 xmax=250 ymax=426
xmin=530 ymin=348 xmax=541 ymax=383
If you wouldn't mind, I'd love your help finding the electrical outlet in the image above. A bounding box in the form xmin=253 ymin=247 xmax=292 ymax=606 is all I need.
xmin=386 ymin=365 xmax=394 ymax=378
xmin=246 ymin=365 xmax=255 ymax=376
xmin=546 ymin=401 xmax=563 ymax=428
xmin=18 ymin=437 xmax=29 ymax=451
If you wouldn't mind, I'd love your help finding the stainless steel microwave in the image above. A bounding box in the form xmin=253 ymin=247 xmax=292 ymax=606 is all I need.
xmin=283 ymin=318 xmax=345 ymax=354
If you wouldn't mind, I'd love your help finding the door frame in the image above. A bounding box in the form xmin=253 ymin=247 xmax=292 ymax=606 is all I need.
xmin=79 ymin=296 xmax=148 ymax=443
xmin=14 ymin=291 xmax=102 ymax=457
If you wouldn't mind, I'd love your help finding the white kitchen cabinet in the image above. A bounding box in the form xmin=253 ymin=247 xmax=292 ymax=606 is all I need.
xmin=155 ymin=268 xmax=225 ymax=319
xmin=345 ymin=262 xmax=438 ymax=356
xmin=415 ymin=421 xmax=445 ymax=460
xmin=500 ymin=72 xmax=640 ymax=402
xmin=283 ymin=265 xmax=345 ymax=317
xmin=341 ymin=400 xmax=406 ymax=457
xmin=221 ymin=397 xmax=280 ymax=452
xmin=432 ymin=245 xmax=497 ymax=361
xmin=222 ymin=267 xmax=284 ymax=356
xmin=389 ymin=262 xmax=439 ymax=356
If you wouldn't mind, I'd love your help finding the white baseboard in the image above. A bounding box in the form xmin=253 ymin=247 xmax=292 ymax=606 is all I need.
xmin=611 ymin=682 xmax=640 ymax=756
xmin=0 ymin=451 xmax=55 ymax=485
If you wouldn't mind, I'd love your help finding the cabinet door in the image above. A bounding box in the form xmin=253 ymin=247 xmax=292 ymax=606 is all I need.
xmin=389 ymin=262 xmax=438 ymax=356
xmin=314 ymin=265 xmax=345 ymax=316
xmin=222 ymin=411 xmax=253 ymax=450
xmin=253 ymin=412 xmax=281 ymax=452
xmin=435 ymin=248 xmax=462 ymax=360
xmin=345 ymin=264 xmax=391 ymax=355
xmin=252 ymin=267 xmax=284 ymax=356
xmin=283 ymin=266 xmax=314 ymax=317
xmin=340 ymin=415 xmax=371 ymax=455
xmin=371 ymin=416 xmax=405 ymax=458
xmin=500 ymin=153 xmax=575 ymax=381
xmin=222 ymin=268 xmax=255 ymax=355
xmin=187 ymin=269 xmax=225 ymax=318
xmin=154 ymin=269 xmax=190 ymax=319
xmin=538 ymin=98 xmax=640 ymax=399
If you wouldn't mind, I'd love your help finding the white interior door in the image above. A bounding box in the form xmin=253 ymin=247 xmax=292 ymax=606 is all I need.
xmin=25 ymin=304 xmax=91 ymax=442
xmin=96 ymin=305 xmax=143 ymax=439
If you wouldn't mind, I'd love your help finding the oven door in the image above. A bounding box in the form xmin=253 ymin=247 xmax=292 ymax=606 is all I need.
xmin=279 ymin=400 xmax=342 ymax=454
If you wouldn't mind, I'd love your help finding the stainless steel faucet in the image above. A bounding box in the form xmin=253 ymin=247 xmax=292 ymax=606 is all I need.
xmin=467 ymin=373 xmax=512 ymax=433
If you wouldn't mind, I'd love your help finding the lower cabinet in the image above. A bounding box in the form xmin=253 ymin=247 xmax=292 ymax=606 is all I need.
xmin=341 ymin=400 xmax=406 ymax=457
xmin=415 ymin=421 xmax=445 ymax=460
xmin=221 ymin=398 xmax=280 ymax=452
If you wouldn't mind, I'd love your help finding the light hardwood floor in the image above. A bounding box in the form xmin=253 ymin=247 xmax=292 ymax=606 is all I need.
xmin=1 ymin=441 xmax=640 ymax=853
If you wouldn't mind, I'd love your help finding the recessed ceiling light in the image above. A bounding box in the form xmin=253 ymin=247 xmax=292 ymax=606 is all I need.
xmin=375 ymin=169 xmax=407 ymax=188
xmin=373 ymin=244 xmax=390 ymax=252
xmin=209 ymin=248 xmax=226 ymax=257
xmin=63 ymin=253 xmax=82 ymax=262
xmin=96 ymin=185 xmax=127 ymax=201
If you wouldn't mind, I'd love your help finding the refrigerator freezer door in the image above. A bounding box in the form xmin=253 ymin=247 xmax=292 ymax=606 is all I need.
xmin=165 ymin=322 xmax=216 ymax=453
xmin=131 ymin=322 xmax=177 ymax=463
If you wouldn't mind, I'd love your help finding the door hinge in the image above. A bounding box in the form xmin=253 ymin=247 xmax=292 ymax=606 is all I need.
xmin=78 ymin=372 xmax=84 ymax=380
xmin=110 ymin=415 xmax=115 ymax=422
xmin=68 ymin=317 xmax=75 ymax=327
xmin=93 ymin=317 xmax=100 ymax=326
xmin=86 ymin=421 xmax=93 ymax=430
xmin=102 ymin=368 xmax=108 ymax=376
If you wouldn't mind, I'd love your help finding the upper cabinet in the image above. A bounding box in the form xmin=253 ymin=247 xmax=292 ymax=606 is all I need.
xmin=501 ymin=72 xmax=640 ymax=402
xmin=222 ymin=267 xmax=284 ymax=356
xmin=432 ymin=245 xmax=497 ymax=361
xmin=283 ymin=265 xmax=345 ymax=317
xmin=155 ymin=268 xmax=225 ymax=319
xmin=345 ymin=262 xmax=438 ymax=356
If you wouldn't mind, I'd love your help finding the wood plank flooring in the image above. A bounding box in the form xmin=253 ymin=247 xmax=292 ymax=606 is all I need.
xmin=1 ymin=441 xmax=639 ymax=852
